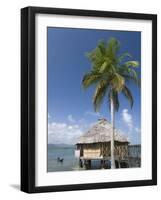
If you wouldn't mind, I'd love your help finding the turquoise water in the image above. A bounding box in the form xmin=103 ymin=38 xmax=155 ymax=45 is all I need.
xmin=47 ymin=144 xmax=141 ymax=172
xmin=47 ymin=144 xmax=104 ymax=172
xmin=47 ymin=144 xmax=80 ymax=172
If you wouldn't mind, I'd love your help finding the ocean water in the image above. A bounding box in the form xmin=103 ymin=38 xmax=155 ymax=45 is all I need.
xmin=47 ymin=144 xmax=80 ymax=172
xmin=47 ymin=144 xmax=106 ymax=172
xmin=47 ymin=144 xmax=141 ymax=172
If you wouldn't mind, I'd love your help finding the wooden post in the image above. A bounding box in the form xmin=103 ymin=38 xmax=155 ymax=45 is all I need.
xmin=88 ymin=160 xmax=91 ymax=169
xmin=79 ymin=159 xmax=83 ymax=168
xmin=84 ymin=159 xmax=92 ymax=169
xmin=84 ymin=159 xmax=88 ymax=169
xmin=101 ymin=159 xmax=104 ymax=169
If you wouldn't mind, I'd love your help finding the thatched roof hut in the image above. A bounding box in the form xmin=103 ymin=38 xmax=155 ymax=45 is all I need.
xmin=75 ymin=119 xmax=129 ymax=164
xmin=77 ymin=118 xmax=129 ymax=144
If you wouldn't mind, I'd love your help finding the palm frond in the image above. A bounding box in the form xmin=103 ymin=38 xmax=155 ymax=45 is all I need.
xmin=111 ymin=90 xmax=120 ymax=111
xmin=86 ymin=49 xmax=105 ymax=72
xmin=113 ymin=91 xmax=119 ymax=111
xmin=120 ymin=70 xmax=140 ymax=87
xmin=124 ymin=75 xmax=140 ymax=86
xmin=82 ymin=37 xmax=140 ymax=114
xmin=106 ymin=38 xmax=120 ymax=62
xmin=129 ymin=69 xmax=140 ymax=86
xmin=93 ymin=80 xmax=108 ymax=112
xmin=124 ymin=60 xmax=139 ymax=68
xmin=82 ymin=72 xmax=101 ymax=89
xmin=122 ymin=85 xmax=134 ymax=108
xmin=117 ymin=63 xmax=140 ymax=86
xmin=110 ymin=73 xmax=125 ymax=92
xmin=97 ymin=40 xmax=106 ymax=55
xmin=99 ymin=58 xmax=113 ymax=73
xmin=107 ymin=38 xmax=120 ymax=54
xmin=118 ymin=52 xmax=132 ymax=63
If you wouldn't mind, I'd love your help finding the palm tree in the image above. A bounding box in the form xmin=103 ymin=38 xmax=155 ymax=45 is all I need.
xmin=82 ymin=38 xmax=140 ymax=169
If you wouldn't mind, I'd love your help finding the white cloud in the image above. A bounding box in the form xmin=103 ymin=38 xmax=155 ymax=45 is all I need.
xmin=79 ymin=118 xmax=85 ymax=123
xmin=67 ymin=114 xmax=75 ymax=123
xmin=48 ymin=121 xmax=84 ymax=144
xmin=48 ymin=113 xmax=51 ymax=119
xmin=121 ymin=109 xmax=141 ymax=144
xmin=48 ymin=112 xmax=104 ymax=144
xmin=121 ymin=109 xmax=133 ymax=130
xmin=135 ymin=127 xmax=141 ymax=134
xmin=85 ymin=111 xmax=101 ymax=117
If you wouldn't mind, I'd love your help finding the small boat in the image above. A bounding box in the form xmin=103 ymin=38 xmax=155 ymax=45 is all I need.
xmin=57 ymin=157 xmax=64 ymax=162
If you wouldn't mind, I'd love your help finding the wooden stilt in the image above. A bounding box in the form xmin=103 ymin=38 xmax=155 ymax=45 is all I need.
xmin=79 ymin=159 xmax=83 ymax=168
xmin=101 ymin=160 xmax=104 ymax=169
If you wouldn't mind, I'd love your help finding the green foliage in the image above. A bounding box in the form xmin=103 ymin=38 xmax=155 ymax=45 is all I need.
xmin=118 ymin=52 xmax=132 ymax=63
xmin=110 ymin=73 xmax=125 ymax=92
xmin=124 ymin=61 xmax=139 ymax=67
xmin=93 ymin=79 xmax=109 ymax=112
xmin=82 ymin=72 xmax=102 ymax=89
xmin=82 ymin=37 xmax=140 ymax=112
xmin=122 ymin=85 xmax=134 ymax=108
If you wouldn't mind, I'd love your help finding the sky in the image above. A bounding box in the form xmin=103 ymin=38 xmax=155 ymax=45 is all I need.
xmin=47 ymin=27 xmax=141 ymax=145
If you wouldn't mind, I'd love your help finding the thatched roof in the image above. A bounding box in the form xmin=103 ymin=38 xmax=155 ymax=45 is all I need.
xmin=77 ymin=118 xmax=129 ymax=144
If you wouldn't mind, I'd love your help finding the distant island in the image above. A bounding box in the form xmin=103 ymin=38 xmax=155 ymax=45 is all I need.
xmin=48 ymin=143 xmax=74 ymax=149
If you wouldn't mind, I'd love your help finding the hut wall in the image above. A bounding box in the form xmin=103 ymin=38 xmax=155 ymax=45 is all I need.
xmin=115 ymin=143 xmax=128 ymax=159
xmin=75 ymin=150 xmax=80 ymax=158
xmin=83 ymin=149 xmax=101 ymax=158
xmin=82 ymin=143 xmax=101 ymax=158
xmin=76 ymin=142 xmax=128 ymax=160
xmin=101 ymin=143 xmax=110 ymax=157
xmin=75 ymin=144 xmax=83 ymax=156
xmin=100 ymin=142 xmax=128 ymax=159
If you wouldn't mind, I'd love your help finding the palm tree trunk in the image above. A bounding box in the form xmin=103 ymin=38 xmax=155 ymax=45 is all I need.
xmin=111 ymin=98 xmax=116 ymax=169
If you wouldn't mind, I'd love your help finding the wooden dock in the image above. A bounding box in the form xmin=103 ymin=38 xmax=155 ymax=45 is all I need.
xmin=78 ymin=144 xmax=141 ymax=169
